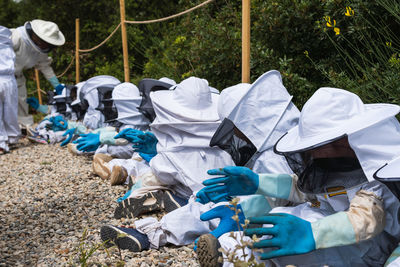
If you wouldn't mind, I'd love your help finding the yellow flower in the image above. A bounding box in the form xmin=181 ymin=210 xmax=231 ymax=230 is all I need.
xmin=386 ymin=41 xmax=392 ymax=47
xmin=325 ymin=16 xmax=336 ymax=28
xmin=334 ymin=27 xmax=340 ymax=35
xmin=345 ymin=7 xmax=355 ymax=17
xmin=304 ymin=50 xmax=309 ymax=57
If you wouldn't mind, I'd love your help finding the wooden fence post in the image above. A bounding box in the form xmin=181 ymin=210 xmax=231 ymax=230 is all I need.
xmin=119 ymin=0 xmax=130 ymax=82
xmin=34 ymin=69 xmax=42 ymax=104
xmin=75 ymin=18 xmax=80 ymax=83
xmin=242 ymin=0 xmax=251 ymax=83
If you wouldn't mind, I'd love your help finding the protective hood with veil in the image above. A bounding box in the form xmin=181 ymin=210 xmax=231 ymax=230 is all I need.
xmin=211 ymin=70 xmax=299 ymax=172
xmin=262 ymin=87 xmax=400 ymax=266
xmin=69 ymin=81 xmax=86 ymax=120
xmin=137 ymin=78 xmax=176 ymax=122
xmin=49 ymin=84 xmax=75 ymax=118
xmin=148 ymin=77 xmax=234 ymax=198
xmin=80 ymin=75 xmax=120 ymax=129
xmin=274 ymin=87 xmax=400 ymax=193
xmin=108 ymin=82 xmax=150 ymax=131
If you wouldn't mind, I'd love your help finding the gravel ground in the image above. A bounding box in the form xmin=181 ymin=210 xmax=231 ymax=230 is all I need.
xmin=0 ymin=139 xmax=199 ymax=267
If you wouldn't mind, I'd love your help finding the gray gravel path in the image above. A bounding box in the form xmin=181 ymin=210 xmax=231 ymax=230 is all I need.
xmin=0 ymin=139 xmax=199 ymax=267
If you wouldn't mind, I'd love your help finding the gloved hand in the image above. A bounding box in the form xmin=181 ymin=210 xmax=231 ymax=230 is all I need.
xmin=244 ymin=213 xmax=316 ymax=259
xmin=139 ymin=152 xmax=156 ymax=163
xmin=202 ymin=204 xmax=245 ymax=238
xmin=46 ymin=116 xmax=68 ymax=131
xmin=27 ymin=97 xmax=39 ymax=110
xmin=114 ymin=128 xmax=144 ymax=143
xmin=73 ymin=133 xmax=101 ymax=152
xmin=196 ymin=166 xmax=259 ymax=204
xmin=132 ymin=132 xmax=158 ymax=155
xmin=55 ymin=83 xmax=66 ymax=95
xmin=194 ymin=204 xmax=245 ymax=251
xmin=60 ymin=128 xmax=76 ymax=147
xmin=52 ymin=116 xmax=68 ymax=131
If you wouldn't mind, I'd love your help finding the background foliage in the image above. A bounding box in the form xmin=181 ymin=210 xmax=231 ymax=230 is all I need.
xmin=1 ymin=0 xmax=398 ymax=108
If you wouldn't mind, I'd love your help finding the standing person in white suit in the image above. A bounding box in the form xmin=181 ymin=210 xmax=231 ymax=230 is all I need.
xmin=0 ymin=26 xmax=19 ymax=153
xmin=11 ymin=19 xmax=66 ymax=126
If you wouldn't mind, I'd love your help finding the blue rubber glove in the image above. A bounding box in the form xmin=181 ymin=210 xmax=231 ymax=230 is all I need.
xmin=196 ymin=166 xmax=259 ymax=204
xmin=61 ymin=128 xmax=76 ymax=146
xmin=73 ymin=133 xmax=101 ymax=152
xmin=51 ymin=116 xmax=68 ymax=131
xmin=114 ymin=128 xmax=145 ymax=143
xmin=139 ymin=152 xmax=156 ymax=163
xmin=194 ymin=204 xmax=245 ymax=251
xmin=132 ymin=132 xmax=158 ymax=155
xmin=27 ymin=97 xmax=39 ymax=110
xmin=244 ymin=213 xmax=316 ymax=259
xmin=202 ymin=204 xmax=245 ymax=238
xmin=55 ymin=83 xmax=66 ymax=95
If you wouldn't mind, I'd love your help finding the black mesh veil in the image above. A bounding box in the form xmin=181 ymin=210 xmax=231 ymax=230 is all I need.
xmin=210 ymin=118 xmax=257 ymax=166
xmin=274 ymin=134 xmax=368 ymax=194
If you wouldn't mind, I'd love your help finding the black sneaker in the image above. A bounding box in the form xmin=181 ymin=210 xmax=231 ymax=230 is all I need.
xmin=160 ymin=190 xmax=188 ymax=213
xmin=114 ymin=190 xmax=188 ymax=219
xmin=196 ymin=234 xmax=223 ymax=267
xmin=100 ymin=225 xmax=150 ymax=252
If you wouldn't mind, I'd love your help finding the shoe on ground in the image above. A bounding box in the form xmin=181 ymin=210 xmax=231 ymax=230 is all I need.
xmin=114 ymin=190 xmax=188 ymax=219
xmin=110 ymin=165 xmax=128 ymax=186
xmin=196 ymin=234 xmax=222 ymax=267
xmin=27 ymin=134 xmax=49 ymax=144
xmin=92 ymin=153 xmax=113 ymax=180
xmin=26 ymin=127 xmax=38 ymax=137
xmin=67 ymin=143 xmax=79 ymax=154
xmin=100 ymin=225 xmax=150 ymax=252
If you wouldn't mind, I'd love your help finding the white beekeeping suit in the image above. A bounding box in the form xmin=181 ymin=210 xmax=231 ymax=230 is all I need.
xmin=0 ymin=26 xmax=19 ymax=152
xmin=11 ymin=20 xmax=65 ymax=126
xmin=149 ymin=76 xmax=234 ymax=198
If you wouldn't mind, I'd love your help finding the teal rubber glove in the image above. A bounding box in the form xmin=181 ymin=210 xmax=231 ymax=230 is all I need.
xmin=114 ymin=128 xmax=145 ymax=143
xmin=61 ymin=128 xmax=76 ymax=146
xmin=73 ymin=133 xmax=101 ymax=152
xmin=27 ymin=97 xmax=39 ymax=110
xmin=45 ymin=116 xmax=67 ymax=131
xmin=244 ymin=213 xmax=316 ymax=259
xmin=194 ymin=204 xmax=245 ymax=251
xmin=201 ymin=204 xmax=245 ymax=238
xmin=55 ymin=83 xmax=65 ymax=95
xmin=196 ymin=166 xmax=259 ymax=204
xmin=132 ymin=132 xmax=158 ymax=155
xmin=52 ymin=116 xmax=68 ymax=131
xmin=139 ymin=152 xmax=156 ymax=163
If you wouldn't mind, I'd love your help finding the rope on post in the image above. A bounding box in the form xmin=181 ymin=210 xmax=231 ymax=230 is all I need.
xmin=56 ymin=55 xmax=75 ymax=78
xmin=125 ymin=0 xmax=215 ymax=24
xmin=78 ymin=23 xmax=122 ymax=53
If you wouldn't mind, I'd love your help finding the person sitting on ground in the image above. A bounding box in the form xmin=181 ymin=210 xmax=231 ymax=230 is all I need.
xmin=195 ymin=87 xmax=400 ymax=267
